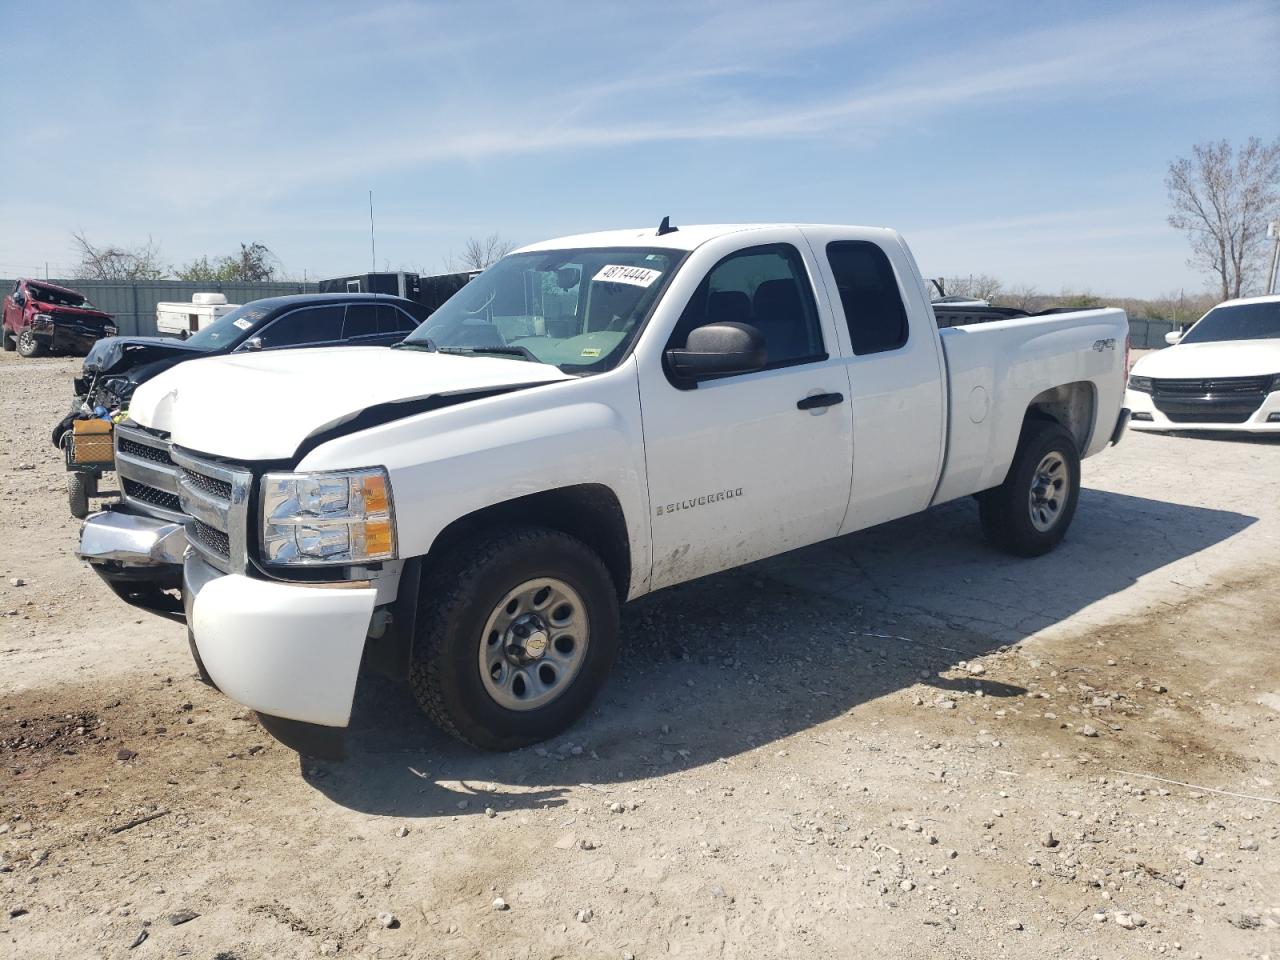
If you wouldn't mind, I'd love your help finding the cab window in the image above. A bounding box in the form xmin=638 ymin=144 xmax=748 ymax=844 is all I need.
xmin=825 ymin=241 xmax=909 ymax=355
xmin=671 ymin=243 xmax=824 ymax=369
xmin=261 ymin=305 xmax=343 ymax=348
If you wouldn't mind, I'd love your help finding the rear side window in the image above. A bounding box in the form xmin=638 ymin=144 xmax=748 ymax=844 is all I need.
xmin=825 ymin=241 xmax=909 ymax=355
xmin=673 ymin=243 xmax=824 ymax=369
xmin=378 ymin=303 xmax=419 ymax=334
xmin=342 ymin=303 xmax=378 ymax=339
xmin=261 ymin=305 xmax=343 ymax=348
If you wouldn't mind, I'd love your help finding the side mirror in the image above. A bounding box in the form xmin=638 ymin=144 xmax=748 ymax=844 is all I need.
xmin=1164 ymin=330 xmax=1182 ymax=346
xmin=665 ymin=321 xmax=767 ymax=382
xmin=240 ymin=336 xmax=264 ymax=352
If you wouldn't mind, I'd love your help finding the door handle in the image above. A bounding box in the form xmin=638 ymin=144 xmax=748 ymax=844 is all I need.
xmin=796 ymin=392 xmax=844 ymax=410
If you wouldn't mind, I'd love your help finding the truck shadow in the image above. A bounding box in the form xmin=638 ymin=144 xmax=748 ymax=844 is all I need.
xmin=302 ymin=488 xmax=1255 ymax=816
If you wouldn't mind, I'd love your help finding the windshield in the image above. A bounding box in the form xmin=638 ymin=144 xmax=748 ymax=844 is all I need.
xmin=29 ymin=284 xmax=87 ymax=309
xmin=1181 ymin=301 xmax=1280 ymax=344
xmin=184 ymin=302 xmax=270 ymax=350
xmin=401 ymin=247 xmax=682 ymax=373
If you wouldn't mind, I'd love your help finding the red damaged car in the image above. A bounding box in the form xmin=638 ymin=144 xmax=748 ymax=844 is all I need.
xmin=3 ymin=279 xmax=117 ymax=357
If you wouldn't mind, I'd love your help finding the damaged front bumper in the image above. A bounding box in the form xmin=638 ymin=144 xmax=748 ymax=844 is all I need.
xmin=183 ymin=552 xmax=376 ymax=758
xmin=78 ymin=509 xmax=186 ymax=595
xmin=80 ymin=506 xmax=385 ymax=759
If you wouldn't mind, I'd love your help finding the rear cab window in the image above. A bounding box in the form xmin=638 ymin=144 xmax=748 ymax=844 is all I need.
xmin=824 ymin=241 xmax=909 ymax=355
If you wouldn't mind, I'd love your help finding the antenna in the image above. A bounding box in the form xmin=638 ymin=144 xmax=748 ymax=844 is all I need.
xmin=656 ymin=215 xmax=678 ymax=236
xmin=368 ymin=189 xmax=377 ymax=273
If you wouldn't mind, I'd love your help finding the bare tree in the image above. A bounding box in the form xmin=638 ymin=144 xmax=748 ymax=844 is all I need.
xmin=1166 ymin=137 xmax=1280 ymax=301
xmin=993 ymin=283 xmax=1042 ymax=311
xmin=934 ymin=274 xmax=1003 ymax=301
xmin=71 ymin=231 xmax=167 ymax=280
xmin=446 ymin=234 xmax=516 ymax=272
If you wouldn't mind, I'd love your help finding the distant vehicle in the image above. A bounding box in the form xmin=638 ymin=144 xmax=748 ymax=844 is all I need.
xmin=319 ymin=270 xmax=477 ymax=312
xmin=3 ymin=279 xmax=117 ymax=357
xmin=155 ymin=292 xmax=241 ymax=339
xmin=1126 ymin=294 xmax=1280 ymax=433
xmin=52 ymin=293 xmax=433 ymax=518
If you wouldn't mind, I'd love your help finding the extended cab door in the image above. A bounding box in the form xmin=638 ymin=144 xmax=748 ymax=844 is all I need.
xmin=639 ymin=237 xmax=853 ymax=589
xmin=800 ymin=228 xmax=946 ymax=533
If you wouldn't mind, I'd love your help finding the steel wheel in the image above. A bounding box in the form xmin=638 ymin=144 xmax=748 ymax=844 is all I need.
xmin=478 ymin=577 xmax=590 ymax=711
xmin=1028 ymin=451 xmax=1069 ymax=532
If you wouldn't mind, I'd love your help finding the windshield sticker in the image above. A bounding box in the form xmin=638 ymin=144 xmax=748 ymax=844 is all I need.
xmin=232 ymin=318 xmax=253 ymax=330
xmin=580 ymin=347 xmax=602 ymax=358
xmin=593 ymin=264 xmax=662 ymax=288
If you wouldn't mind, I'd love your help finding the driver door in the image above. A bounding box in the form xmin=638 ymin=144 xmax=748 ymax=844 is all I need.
xmin=641 ymin=241 xmax=853 ymax=589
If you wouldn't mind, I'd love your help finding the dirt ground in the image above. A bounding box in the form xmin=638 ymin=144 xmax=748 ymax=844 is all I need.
xmin=2 ymin=350 xmax=1279 ymax=960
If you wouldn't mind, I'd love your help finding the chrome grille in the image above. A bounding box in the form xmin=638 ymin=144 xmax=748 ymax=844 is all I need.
xmin=114 ymin=423 xmax=184 ymax=521
xmin=121 ymin=478 xmax=182 ymax=513
xmin=190 ymin=519 xmax=231 ymax=560
xmin=181 ymin=468 xmax=233 ymax=501
xmin=172 ymin=447 xmax=252 ymax=575
xmin=118 ymin=436 xmax=174 ymax=466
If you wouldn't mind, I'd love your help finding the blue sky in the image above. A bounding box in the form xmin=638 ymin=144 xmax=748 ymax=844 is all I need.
xmin=2 ymin=0 xmax=1276 ymax=296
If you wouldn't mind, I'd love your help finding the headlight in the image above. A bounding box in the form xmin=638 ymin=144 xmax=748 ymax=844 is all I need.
xmin=1127 ymin=375 xmax=1152 ymax=393
xmin=31 ymin=312 xmax=53 ymax=328
xmin=259 ymin=467 xmax=396 ymax=566
xmin=104 ymin=325 xmax=118 ymax=337
xmin=1268 ymin=374 xmax=1280 ymax=393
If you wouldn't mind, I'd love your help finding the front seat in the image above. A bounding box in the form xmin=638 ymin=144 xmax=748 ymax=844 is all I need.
xmin=751 ymin=279 xmax=810 ymax=361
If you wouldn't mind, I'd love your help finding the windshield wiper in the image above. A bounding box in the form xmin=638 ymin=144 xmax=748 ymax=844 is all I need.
xmin=391 ymin=339 xmax=438 ymax=352
xmin=437 ymin=345 xmax=540 ymax=362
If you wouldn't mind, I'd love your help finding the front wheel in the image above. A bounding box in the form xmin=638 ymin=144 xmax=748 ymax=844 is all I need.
xmin=409 ymin=527 xmax=620 ymax=751
xmin=17 ymin=329 xmax=46 ymax=358
xmin=978 ymin=420 xmax=1080 ymax=557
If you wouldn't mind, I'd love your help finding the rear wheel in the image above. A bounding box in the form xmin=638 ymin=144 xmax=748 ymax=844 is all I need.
xmin=978 ymin=420 xmax=1080 ymax=557
xmin=409 ymin=527 xmax=620 ymax=751
xmin=2 ymin=330 xmax=14 ymax=352
xmin=17 ymin=329 xmax=45 ymax=358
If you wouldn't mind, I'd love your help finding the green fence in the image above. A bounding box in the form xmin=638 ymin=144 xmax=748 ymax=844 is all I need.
xmin=4 ymin=279 xmax=319 ymax=337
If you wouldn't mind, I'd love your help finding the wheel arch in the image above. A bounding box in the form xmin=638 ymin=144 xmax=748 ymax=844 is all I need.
xmin=1025 ymin=380 xmax=1095 ymax=453
xmin=425 ymin=483 xmax=633 ymax=602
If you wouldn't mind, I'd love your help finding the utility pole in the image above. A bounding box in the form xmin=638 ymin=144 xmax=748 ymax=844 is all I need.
xmin=1267 ymin=220 xmax=1280 ymax=296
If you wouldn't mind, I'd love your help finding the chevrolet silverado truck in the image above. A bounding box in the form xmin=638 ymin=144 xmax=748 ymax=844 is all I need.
xmin=76 ymin=222 xmax=1130 ymax=756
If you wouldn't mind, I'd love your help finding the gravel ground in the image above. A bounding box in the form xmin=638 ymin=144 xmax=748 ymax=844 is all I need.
xmin=2 ymin=350 xmax=1279 ymax=960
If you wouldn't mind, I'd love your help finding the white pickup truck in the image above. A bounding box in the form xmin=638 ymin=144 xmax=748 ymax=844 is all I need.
xmin=77 ymin=222 xmax=1130 ymax=756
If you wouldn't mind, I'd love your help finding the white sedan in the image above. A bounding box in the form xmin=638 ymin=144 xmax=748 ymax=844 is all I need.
xmin=1126 ymin=294 xmax=1280 ymax=433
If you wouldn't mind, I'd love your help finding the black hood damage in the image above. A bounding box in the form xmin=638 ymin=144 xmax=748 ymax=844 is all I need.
xmin=82 ymin=336 xmax=206 ymax=376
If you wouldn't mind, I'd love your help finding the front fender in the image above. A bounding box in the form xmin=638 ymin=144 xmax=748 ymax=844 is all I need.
xmin=296 ymin=365 xmax=652 ymax=598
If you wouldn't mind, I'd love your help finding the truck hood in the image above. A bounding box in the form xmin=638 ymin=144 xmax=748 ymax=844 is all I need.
xmin=1132 ymin=340 xmax=1280 ymax=379
xmin=128 ymin=346 xmax=572 ymax=461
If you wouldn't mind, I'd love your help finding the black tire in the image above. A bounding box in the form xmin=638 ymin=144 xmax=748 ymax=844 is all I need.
xmin=68 ymin=473 xmax=90 ymax=519
xmin=409 ymin=526 xmax=620 ymax=751
xmin=17 ymin=329 xmax=45 ymax=358
xmin=2 ymin=330 xmax=14 ymax=352
xmin=977 ymin=419 xmax=1080 ymax=557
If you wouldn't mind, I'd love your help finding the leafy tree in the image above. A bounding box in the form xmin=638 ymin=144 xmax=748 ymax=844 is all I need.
xmin=176 ymin=243 xmax=280 ymax=282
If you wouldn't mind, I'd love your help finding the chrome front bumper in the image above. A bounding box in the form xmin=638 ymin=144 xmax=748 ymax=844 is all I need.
xmin=78 ymin=509 xmax=188 ymax=569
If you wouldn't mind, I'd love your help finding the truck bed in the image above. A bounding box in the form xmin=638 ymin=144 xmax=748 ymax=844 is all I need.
xmin=931 ymin=306 xmax=1129 ymax=506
